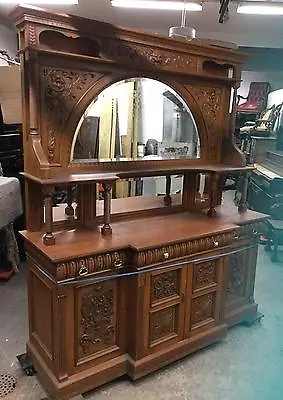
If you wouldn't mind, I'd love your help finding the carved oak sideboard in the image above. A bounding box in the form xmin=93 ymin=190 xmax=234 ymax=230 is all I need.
xmin=10 ymin=6 xmax=267 ymax=399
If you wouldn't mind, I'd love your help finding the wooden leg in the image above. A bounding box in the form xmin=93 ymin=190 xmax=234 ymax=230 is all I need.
xmin=164 ymin=175 xmax=172 ymax=206
xmin=43 ymin=187 xmax=55 ymax=245
xmin=238 ymin=171 xmax=250 ymax=213
xmin=65 ymin=186 xmax=75 ymax=217
xmin=207 ymin=172 xmax=219 ymax=217
xmin=101 ymin=183 xmax=112 ymax=236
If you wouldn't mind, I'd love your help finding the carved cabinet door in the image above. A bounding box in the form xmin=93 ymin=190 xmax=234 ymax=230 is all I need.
xmin=224 ymin=241 xmax=258 ymax=324
xmin=73 ymin=278 xmax=126 ymax=369
xmin=143 ymin=265 xmax=187 ymax=354
xmin=185 ymin=256 xmax=225 ymax=337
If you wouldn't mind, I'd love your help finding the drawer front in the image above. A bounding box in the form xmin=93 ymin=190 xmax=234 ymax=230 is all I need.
xmin=133 ymin=231 xmax=234 ymax=268
xmin=56 ymin=250 xmax=128 ymax=281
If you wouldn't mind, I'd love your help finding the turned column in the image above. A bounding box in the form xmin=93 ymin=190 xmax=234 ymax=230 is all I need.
xmin=238 ymin=171 xmax=250 ymax=213
xmin=164 ymin=175 xmax=172 ymax=206
xmin=65 ymin=186 xmax=75 ymax=217
xmin=207 ymin=172 xmax=219 ymax=217
xmin=43 ymin=186 xmax=55 ymax=245
xmin=101 ymin=182 xmax=112 ymax=236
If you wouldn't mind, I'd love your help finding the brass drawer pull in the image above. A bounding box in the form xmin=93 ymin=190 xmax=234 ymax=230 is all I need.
xmin=113 ymin=259 xmax=123 ymax=268
xmin=78 ymin=266 xmax=88 ymax=276
xmin=213 ymin=241 xmax=219 ymax=247
xmin=162 ymin=252 xmax=169 ymax=261
xmin=233 ymin=233 xmax=240 ymax=240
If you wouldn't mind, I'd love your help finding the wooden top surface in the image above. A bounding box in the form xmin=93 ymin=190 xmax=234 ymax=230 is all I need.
xmin=22 ymin=164 xmax=254 ymax=185
xmin=22 ymin=172 xmax=119 ymax=185
xmin=21 ymin=205 xmax=267 ymax=263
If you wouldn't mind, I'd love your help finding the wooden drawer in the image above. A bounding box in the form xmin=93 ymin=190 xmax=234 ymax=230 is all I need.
xmin=132 ymin=230 xmax=235 ymax=268
xmin=56 ymin=249 xmax=128 ymax=281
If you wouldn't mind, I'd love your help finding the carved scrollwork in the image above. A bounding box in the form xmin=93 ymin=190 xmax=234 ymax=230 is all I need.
xmin=193 ymin=261 xmax=217 ymax=290
xmin=150 ymin=307 xmax=176 ymax=343
xmin=100 ymin=39 xmax=197 ymax=72
xmin=40 ymin=67 xmax=99 ymax=161
xmin=189 ymin=86 xmax=222 ymax=153
xmin=79 ymin=283 xmax=116 ymax=356
xmin=151 ymin=271 xmax=179 ymax=303
xmin=191 ymin=293 xmax=216 ymax=326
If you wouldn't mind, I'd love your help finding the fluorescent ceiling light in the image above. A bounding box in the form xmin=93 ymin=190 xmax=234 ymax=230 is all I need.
xmin=0 ymin=0 xmax=78 ymax=4
xmin=237 ymin=2 xmax=283 ymax=15
xmin=111 ymin=0 xmax=202 ymax=11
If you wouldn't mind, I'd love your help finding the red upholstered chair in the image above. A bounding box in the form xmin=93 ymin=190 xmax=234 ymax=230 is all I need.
xmin=237 ymin=82 xmax=270 ymax=113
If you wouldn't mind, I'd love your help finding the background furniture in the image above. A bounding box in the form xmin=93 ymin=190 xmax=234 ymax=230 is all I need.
xmin=11 ymin=6 xmax=267 ymax=400
xmin=236 ymin=81 xmax=270 ymax=114
xmin=0 ymin=162 xmax=22 ymax=278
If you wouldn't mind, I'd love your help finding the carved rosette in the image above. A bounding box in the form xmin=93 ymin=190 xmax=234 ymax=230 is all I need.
xmin=227 ymin=253 xmax=245 ymax=299
xmin=191 ymin=293 xmax=216 ymax=327
xmin=193 ymin=261 xmax=217 ymax=291
xmin=150 ymin=307 xmax=176 ymax=343
xmin=100 ymin=39 xmax=197 ymax=73
xmin=151 ymin=271 xmax=179 ymax=303
xmin=79 ymin=282 xmax=116 ymax=357
xmin=40 ymin=67 xmax=99 ymax=161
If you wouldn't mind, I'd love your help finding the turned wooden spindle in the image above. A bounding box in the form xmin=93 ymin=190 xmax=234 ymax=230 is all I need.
xmin=164 ymin=175 xmax=172 ymax=206
xmin=207 ymin=172 xmax=219 ymax=217
xmin=238 ymin=171 xmax=250 ymax=213
xmin=43 ymin=187 xmax=55 ymax=245
xmin=101 ymin=183 xmax=112 ymax=235
xmin=65 ymin=186 xmax=75 ymax=217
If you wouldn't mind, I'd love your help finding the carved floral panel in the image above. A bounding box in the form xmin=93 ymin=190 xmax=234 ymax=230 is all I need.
xmin=227 ymin=253 xmax=246 ymax=300
xmin=188 ymin=86 xmax=222 ymax=156
xmin=151 ymin=270 xmax=179 ymax=304
xmin=191 ymin=293 xmax=216 ymax=327
xmin=77 ymin=281 xmax=117 ymax=359
xmin=40 ymin=67 xmax=100 ymax=162
xmin=150 ymin=306 xmax=177 ymax=344
xmin=193 ymin=261 xmax=217 ymax=291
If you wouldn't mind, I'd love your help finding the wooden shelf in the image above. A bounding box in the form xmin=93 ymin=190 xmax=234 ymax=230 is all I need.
xmin=22 ymin=164 xmax=253 ymax=186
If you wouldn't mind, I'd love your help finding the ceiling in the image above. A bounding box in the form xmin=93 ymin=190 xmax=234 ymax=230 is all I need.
xmin=0 ymin=0 xmax=283 ymax=48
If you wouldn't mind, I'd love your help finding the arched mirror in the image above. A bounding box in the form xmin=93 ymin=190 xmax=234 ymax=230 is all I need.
xmin=71 ymin=77 xmax=200 ymax=162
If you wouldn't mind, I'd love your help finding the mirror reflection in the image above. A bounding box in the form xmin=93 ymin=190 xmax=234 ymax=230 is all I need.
xmin=71 ymin=78 xmax=200 ymax=162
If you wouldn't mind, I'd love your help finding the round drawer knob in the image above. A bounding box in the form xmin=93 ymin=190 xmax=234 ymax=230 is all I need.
xmin=163 ymin=252 xmax=169 ymax=260
xmin=213 ymin=241 xmax=219 ymax=247
xmin=78 ymin=266 xmax=88 ymax=276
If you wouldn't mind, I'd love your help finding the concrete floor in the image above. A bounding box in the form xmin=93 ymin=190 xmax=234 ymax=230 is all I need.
xmin=1 ymin=244 xmax=283 ymax=399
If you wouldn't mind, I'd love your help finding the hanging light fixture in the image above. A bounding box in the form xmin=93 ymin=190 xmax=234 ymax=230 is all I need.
xmin=168 ymin=0 xmax=197 ymax=40
xmin=111 ymin=0 xmax=202 ymax=11
xmin=237 ymin=1 xmax=283 ymax=15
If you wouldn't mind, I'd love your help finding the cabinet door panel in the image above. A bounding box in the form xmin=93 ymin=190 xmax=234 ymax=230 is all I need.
xmin=74 ymin=279 xmax=124 ymax=366
xmin=144 ymin=266 xmax=186 ymax=353
xmin=185 ymin=257 xmax=225 ymax=337
xmin=225 ymin=243 xmax=257 ymax=320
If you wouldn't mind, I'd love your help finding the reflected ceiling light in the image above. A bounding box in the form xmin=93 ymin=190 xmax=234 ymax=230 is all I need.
xmin=111 ymin=0 xmax=202 ymax=11
xmin=0 ymin=0 xmax=78 ymax=4
xmin=237 ymin=2 xmax=283 ymax=15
